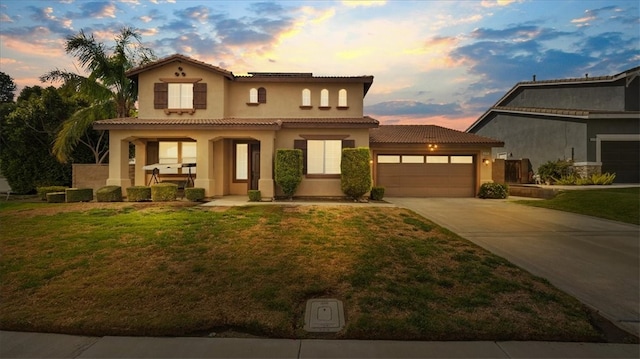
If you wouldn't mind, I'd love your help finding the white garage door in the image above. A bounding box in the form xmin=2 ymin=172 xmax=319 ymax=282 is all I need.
xmin=377 ymin=154 xmax=476 ymax=197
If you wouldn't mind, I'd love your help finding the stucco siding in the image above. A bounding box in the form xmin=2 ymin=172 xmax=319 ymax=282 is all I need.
xmin=505 ymin=83 xmax=625 ymax=111
xmin=474 ymin=114 xmax=587 ymax=172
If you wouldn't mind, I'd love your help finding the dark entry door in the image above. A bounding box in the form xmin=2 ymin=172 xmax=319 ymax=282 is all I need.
xmin=249 ymin=143 xmax=260 ymax=190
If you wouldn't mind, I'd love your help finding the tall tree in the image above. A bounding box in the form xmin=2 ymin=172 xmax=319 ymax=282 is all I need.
xmin=0 ymin=72 xmax=16 ymax=103
xmin=40 ymin=27 xmax=155 ymax=164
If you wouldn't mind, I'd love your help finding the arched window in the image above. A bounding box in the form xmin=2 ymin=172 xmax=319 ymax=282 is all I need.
xmin=249 ymin=88 xmax=258 ymax=103
xmin=257 ymin=87 xmax=267 ymax=103
xmin=302 ymin=89 xmax=311 ymax=106
xmin=338 ymin=89 xmax=347 ymax=107
xmin=320 ymin=89 xmax=329 ymax=107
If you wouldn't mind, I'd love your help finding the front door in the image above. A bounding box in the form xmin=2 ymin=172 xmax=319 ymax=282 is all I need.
xmin=249 ymin=143 xmax=260 ymax=190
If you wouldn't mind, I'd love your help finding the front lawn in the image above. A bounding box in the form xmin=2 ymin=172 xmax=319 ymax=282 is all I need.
xmin=0 ymin=202 xmax=602 ymax=341
xmin=515 ymin=187 xmax=640 ymax=225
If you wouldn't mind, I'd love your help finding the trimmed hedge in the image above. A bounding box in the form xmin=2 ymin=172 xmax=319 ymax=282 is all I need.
xmin=37 ymin=186 xmax=68 ymax=201
xmin=478 ymin=182 xmax=508 ymax=199
xmin=275 ymin=149 xmax=303 ymax=199
xmin=370 ymin=186 xmax=385 ymax=201
xmin=46 ymin=192 xmax=66 ymax=203
xmin=185 ymin=187 xmax=206 ymax=202
xmin=341 ymin=147 xmax=372 ymax=200
xmin=65 ymin=188 xmax=93 ymax=203
xmin=248 ymin=190 xmax=261 ymax=202
xmin=127 ymin=186 xmax=151 ymax=202
xmin=96 ymin=186 xmax=123 ymax=202
xmin=151 ymin=183 xmax=178 ymax=202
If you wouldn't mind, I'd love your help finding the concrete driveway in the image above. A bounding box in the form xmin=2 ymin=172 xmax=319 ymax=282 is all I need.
xmin=386 ymin=197 xmax=640 ymax=337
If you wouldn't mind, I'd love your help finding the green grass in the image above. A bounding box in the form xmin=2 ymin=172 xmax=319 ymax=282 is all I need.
xmin=0 ymin=202 xmax=602 ymax=341
xmin=515 ymin=187 xmax=640 ymax=225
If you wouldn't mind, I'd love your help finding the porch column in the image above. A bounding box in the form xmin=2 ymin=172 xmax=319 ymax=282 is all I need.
xmin=194 ymin=138 xmax=215 ymax=197
xmin=258 ymin=134 xmax=275 ymax=199
xmin=133 ymin=140 xmax=146 ymax=186
xmin=105 ymin=132 xmax=131 ymax=194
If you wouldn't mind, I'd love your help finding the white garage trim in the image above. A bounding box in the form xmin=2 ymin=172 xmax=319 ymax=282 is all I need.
xmin=591 ymin=134 xmax=640 ymax=163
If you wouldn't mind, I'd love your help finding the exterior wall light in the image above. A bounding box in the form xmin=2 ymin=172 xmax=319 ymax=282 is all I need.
xmin=428 ymin=144 xmax=438 ymax=151
xmin=483 ymin=159 xmax=491 ymax=165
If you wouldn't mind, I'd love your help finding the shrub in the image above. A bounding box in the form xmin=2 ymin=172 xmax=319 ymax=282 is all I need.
xmin=370 ymin=186 xmax=385 ymax=201
xmin=248 ymin=190 xmax=261 ymax=202
xmin=65 ymin=188 xmax=93 ymax=203
xmin=478 ymin=182 xmax=508 ymax=199
xmin=537 ymin=160 xmax=573 ymax=184
xmin=275 ymin=149 xmax=303 ymax=199
xmin=126 ymin=186 xmax=151 ymax=202
xmin=151 ymin=183 xmax=178 ymax=202
xmin=46 ymin=192 xmax=65 ymax=203
xmin=96 ymin=186 xmax=122 ymax=202
xmin=37 ymin=186 xmax=68 ymax=201
xmin=185 ymin=187 xmax=206 ymax=202
xmin=555 ymin=174 xmax=578 ymax=185
xmin=341 ymin=147 xmax=372 ymax=200
xmin=590 ymin=172 xmax=616 ymax=185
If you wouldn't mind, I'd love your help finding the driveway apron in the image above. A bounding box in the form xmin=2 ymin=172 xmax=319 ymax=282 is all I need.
xmin=386 ymin=197 xmax=640 ymax=337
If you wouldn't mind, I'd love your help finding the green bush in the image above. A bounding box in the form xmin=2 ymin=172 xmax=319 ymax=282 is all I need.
xmin=590 ymin=172 xmax=616 ymax=185
xmin=151 ymin=183 xmax=178 ymax=202
xmin=65 ymin=188 xmax=93 ymax=203
xmin=96 ymin=186 xmax=123 ymax=202
xmin=341 ymin=147 xmax=372 ymax=200
xmin=275 ymin=149 xmax=303 ymax=199
xmin=37 ymin=186 xmax=68 ymax=201
xmin=537 ymin=160 xmax=573 ymax=184
xmin=370 ymin=186 xmax=385 ymax=201
xmin=478 ymin=182 xmax=508 ymax=199
xmin=248 ymin=190 xmax=261 ymax=202
xmin=185 ymin=187 xmax=206 ymax=202
xmin=46 ymin=192 xmax=65 ymax=203
xmin=126 ymin=186 xmax=151 ymax=202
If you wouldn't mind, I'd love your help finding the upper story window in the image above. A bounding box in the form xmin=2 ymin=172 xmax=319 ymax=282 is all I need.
xmin=154 ymin=80 xmax=206 ymax=114
xmin=249 ymin=87 xmax=267 ymax=105
xmin=320 ymin=89 xmax=329 ymax=108
xmin=338 ymin=89 xmax=348 ymax=108
xmin=301 ymin=88 xmax=311 ymax=107
xmin=169 ymin=83 xmax=193 ymax=109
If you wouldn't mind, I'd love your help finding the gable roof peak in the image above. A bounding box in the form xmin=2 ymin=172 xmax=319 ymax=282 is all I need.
xmin=126 ymin=53 xmax=235 ymax=79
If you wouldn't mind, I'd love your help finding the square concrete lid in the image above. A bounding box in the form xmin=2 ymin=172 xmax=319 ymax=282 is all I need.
xmin=303 ymin=299 xmax=345 ymax=332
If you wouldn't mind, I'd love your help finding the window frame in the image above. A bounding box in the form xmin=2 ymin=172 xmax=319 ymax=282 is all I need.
xmin=338 ymin=89 xmax=348 ymax=108
xmin=234 ymin=142 xmax=249 ymax=182
xmin=319 ymin=89 xmax=330 ymax=108
xmin=300 ymin=88 xmax=312 ymax=108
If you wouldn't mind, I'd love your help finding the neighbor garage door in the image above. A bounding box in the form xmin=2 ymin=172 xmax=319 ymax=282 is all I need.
xmin=601 ymin=141 xmax=640 ymax=183
xmin=377 ymin=154 xmax=476 ymax=197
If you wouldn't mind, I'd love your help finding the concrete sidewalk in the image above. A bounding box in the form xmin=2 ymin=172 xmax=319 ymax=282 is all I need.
xmin=1 ymin=331 xmax=639 ymax=358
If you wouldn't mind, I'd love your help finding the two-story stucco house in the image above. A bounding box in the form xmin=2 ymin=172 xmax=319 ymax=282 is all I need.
xmin=94 ymin=54 xmax=378 ymax=199
xmin=466 ymin=67 xmax=640 ymax=183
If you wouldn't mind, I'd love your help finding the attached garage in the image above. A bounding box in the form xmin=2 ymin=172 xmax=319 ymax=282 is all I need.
xmin=377 ymin=154 xmax=475 ymax=197
xmin=370 ymin=125 xmax=504 ymax=198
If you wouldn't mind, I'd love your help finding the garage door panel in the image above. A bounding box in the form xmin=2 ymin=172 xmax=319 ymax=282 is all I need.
xmin=601 ymin=141 xmax=639 ymax=183
xmin=377 ymin=160 xmax=475 ymax=197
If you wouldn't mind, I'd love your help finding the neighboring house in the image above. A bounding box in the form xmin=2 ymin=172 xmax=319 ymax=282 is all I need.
xmin=466 ymin=67 xmax=640 ymax=183
xmin=95 ymin=54 xmax=504 ymax=198
xmin=369 ymin=125 xmax=503 ymax=197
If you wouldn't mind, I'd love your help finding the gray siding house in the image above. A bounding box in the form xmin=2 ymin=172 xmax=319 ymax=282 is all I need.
xmin=466 ymin=67 xmax=640 ymax=183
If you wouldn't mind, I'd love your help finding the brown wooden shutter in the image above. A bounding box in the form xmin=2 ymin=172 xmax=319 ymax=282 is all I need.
xmin=154 ymin=83 xmax=168 ymax=109
xmin=146 ymin=141 xmax=159 ymax=165
xmin=342 ymin=139 xmax=355 ymax=148
xmin=257 ymin=87 xmax=267 ymax=103
xmin=193 ymin=83 xmax=207 ymax=109
xmin=293 ymin=139 xmax=307 ymax=175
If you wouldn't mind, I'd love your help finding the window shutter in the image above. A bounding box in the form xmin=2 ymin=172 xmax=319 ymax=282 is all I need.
xmin=294 ymin=139 xmax=307 ymax=175
xmin=193 ymin=83 xmax=207 ymax=109
xmin=146 ymin=141 xmax=159 ymax=165
xmin=154 ymin=83 xmax=168 ymax=109
xmin=258 ymin=87 xmax=267 ymax=103
xmin=342 ymin=139 xmax=355 ymax=149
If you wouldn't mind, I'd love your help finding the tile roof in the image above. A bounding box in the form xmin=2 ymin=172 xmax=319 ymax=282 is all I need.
xmin=370 ymin=125 xmax=504 ymax=145
xmin=93 ymin=116 xmax=379 ymax=130
xmin=126 ymin=54 xmax=234 ymax=79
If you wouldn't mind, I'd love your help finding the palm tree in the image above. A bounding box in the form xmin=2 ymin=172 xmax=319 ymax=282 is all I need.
xmin=41 ymin=27 xmax=155 ymax=163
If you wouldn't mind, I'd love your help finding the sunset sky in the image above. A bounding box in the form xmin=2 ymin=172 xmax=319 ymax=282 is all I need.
xmin=1 ymin=0 xmax=638 ymax=130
